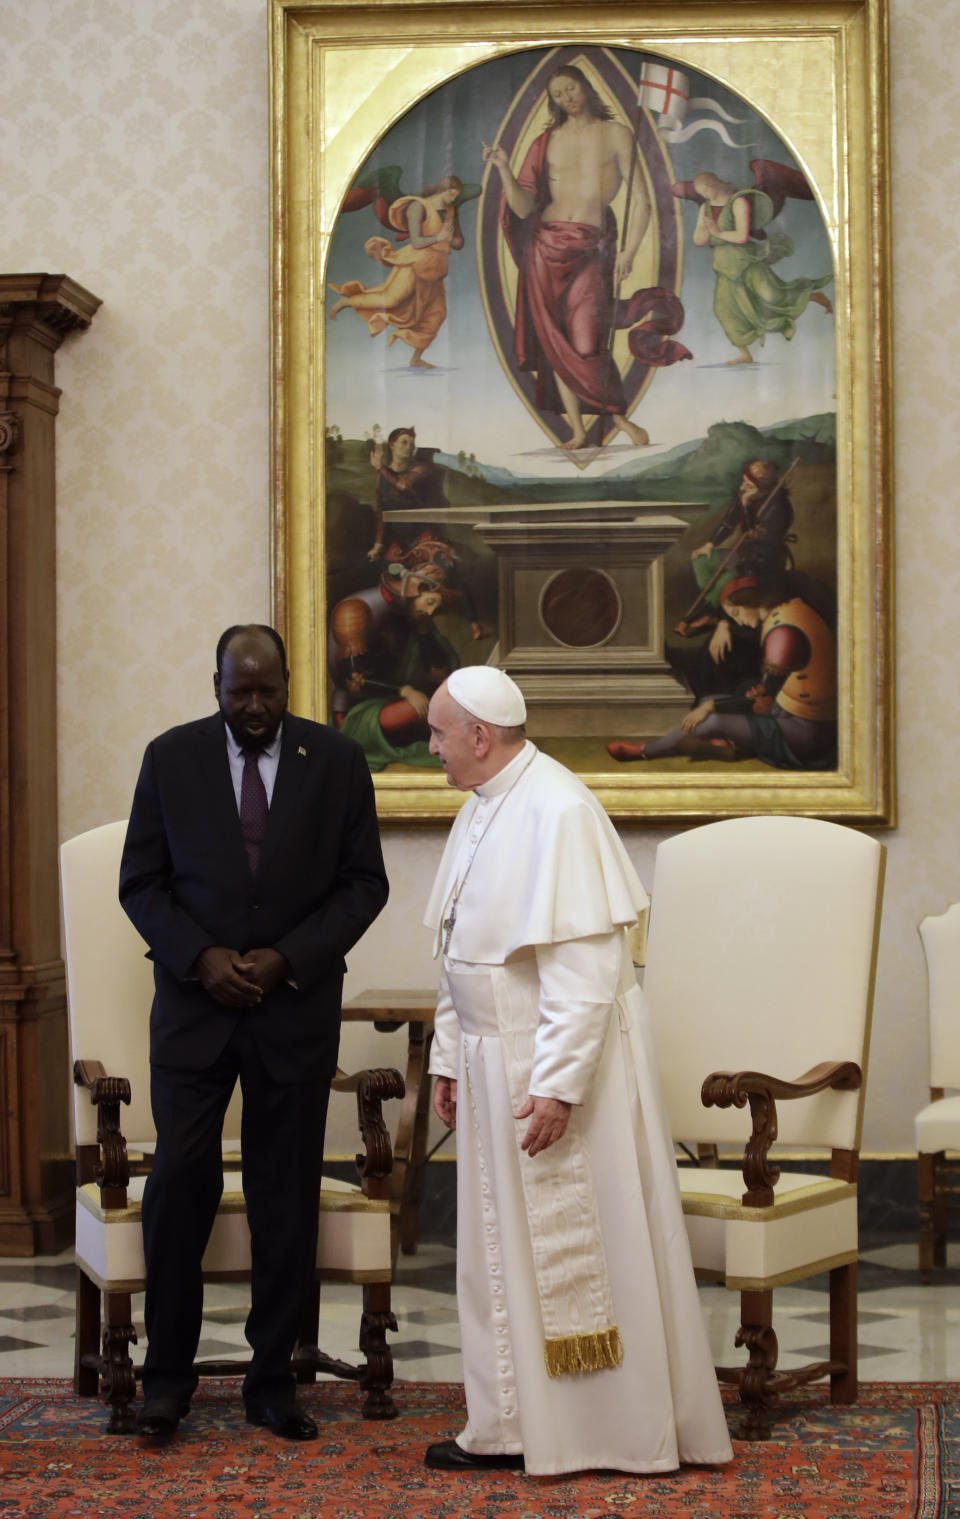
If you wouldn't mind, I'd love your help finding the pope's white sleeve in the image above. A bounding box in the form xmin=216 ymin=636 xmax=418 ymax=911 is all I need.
xmin=529 ymin=930 xmax=622 ymax=1105
xmin=427 ymin=966 xmax=461 ymax=1079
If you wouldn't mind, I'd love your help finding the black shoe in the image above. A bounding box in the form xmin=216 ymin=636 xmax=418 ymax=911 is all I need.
xmin=136 ymin=1396 xmax=190 ymax=1439
xmin=425 ymin=1439 xmax=524 ymax=1471
xmin=245 ymin=1403 xmax=318 ymax=1440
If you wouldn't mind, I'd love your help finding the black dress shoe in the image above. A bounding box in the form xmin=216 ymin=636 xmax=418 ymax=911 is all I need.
xmin=245 ymin=1403 xmax=318 ymax=1440
xmin=425 ymin=1439 xmax=524 ymax=1471
xmin=136 ymin=1397 xmax=190 ymax=1438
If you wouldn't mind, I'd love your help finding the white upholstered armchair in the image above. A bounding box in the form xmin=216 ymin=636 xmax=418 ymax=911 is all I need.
xmin=61 ymin=820 xmax=403 ymax=1433
xmin=643 ymin=815 xmax=885 ymax=1438
xmin=916 ymin=903 xmax=960 ymax=1279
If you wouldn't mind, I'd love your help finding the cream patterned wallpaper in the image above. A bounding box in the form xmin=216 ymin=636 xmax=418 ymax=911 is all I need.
xmin=2 ymin=0 xmax=940 ymax=1152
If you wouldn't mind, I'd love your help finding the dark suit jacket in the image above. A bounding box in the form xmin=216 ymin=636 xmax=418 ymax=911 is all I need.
xmin=119 ymin=712 xmax=388 ymax=1082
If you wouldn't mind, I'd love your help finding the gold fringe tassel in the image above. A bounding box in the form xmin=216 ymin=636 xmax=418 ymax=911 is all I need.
xmin=543 ymin=1326 xmax=624 ymax=1377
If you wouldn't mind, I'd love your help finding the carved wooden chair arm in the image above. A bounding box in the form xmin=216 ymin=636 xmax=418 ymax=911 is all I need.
xmin=700 ymin=1060 xmax=862 ymax=1206
xmin=73 ymin=1058 xmax=132 ymax=1200
xmin=332 ymin=1065 xmax=405 ymax=1190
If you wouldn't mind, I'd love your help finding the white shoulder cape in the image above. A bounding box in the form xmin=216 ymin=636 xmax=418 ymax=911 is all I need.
xmin=423 ymin=748 xmax=648 ymax=964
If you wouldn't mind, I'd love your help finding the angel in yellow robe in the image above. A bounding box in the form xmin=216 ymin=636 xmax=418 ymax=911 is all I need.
xmin=329 ymin=176 xmax=464 ymax=368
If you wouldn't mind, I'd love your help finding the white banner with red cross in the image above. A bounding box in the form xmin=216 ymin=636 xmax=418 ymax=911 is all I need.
xmin=638 ymin=61 xmax=750 ymax=147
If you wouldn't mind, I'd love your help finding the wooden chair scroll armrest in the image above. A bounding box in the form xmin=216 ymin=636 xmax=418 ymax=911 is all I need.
xmin=701 ymin=1060 xmax=862 ymax=1207
xmin=332 ymin=1066 xmax=405 ymax=1199
xmin=73 ymin=1058 xmax=132 ymax=1206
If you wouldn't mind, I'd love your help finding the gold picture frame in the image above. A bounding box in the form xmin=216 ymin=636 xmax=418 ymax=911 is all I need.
xmin=270 ymin=0 xmax=893 ymax=824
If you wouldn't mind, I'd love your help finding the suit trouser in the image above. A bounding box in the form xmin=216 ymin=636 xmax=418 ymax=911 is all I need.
xmin=142 ymin=1018 xmax=332 ymax=1407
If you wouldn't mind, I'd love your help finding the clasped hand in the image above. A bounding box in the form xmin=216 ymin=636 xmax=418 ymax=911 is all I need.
xmin=194 ymin=945 xmax=288 ymax=1008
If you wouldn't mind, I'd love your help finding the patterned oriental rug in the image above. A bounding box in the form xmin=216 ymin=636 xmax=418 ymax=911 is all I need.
xmin=0 ymin=1380 xmax=956 ymax=1519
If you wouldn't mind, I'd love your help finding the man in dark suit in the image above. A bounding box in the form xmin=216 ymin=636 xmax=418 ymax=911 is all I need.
xmin=119 ymin=624 xmax=388 ymax=1441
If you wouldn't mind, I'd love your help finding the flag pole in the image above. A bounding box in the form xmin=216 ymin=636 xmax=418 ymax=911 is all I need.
xmin=589 ymin=78 xmax=646 ymax=459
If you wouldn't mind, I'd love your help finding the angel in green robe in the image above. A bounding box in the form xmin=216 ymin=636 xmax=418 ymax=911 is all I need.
xmin=686 ymin=163 xmax=833 ymax=365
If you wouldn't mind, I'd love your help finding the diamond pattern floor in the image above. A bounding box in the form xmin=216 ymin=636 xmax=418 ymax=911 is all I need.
xmin=0 ymin=1235 xmax=954 ymax=1383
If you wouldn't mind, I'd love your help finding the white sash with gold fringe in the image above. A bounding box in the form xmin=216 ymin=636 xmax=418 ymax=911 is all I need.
xmin=486 ymin=956 xmax=624 ymax=1377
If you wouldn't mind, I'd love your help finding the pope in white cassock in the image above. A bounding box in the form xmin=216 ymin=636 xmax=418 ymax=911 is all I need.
xmin=422 ymin=666 xmax=734 ymax=1477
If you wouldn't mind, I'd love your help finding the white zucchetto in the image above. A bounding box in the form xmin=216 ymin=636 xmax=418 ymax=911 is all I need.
xmin=447 ymin=667 xmax=526 ymax=726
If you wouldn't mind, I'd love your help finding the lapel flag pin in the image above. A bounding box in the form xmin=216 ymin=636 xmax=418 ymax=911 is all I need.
xmin=298 ymin=746 xmax=307 ymax=757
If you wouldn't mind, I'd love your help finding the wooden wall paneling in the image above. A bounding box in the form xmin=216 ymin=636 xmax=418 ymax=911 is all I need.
xmin=0 ymin=275 xmax=100 ymax=1254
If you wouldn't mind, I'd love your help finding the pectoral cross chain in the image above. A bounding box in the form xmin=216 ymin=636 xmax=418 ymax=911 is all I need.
xmin=439 ymin=750 xmax=536 ymax=961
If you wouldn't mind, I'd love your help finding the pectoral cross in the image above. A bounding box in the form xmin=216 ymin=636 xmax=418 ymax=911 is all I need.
xmin=442 ymin=904 xmax=457 ymax=956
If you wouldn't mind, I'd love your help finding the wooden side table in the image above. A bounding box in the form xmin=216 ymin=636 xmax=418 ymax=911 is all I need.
xmin=341 ymin=990 xmax=440 ymax=1262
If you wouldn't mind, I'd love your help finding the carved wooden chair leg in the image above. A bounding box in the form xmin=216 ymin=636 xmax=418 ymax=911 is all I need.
xmin=101 ymin=1289 xmax=138 ymax=1434
xmin=295 ymin=1280 xmax=322 ymax=1385
xmin=75 ymin=1267 xmax=101 ymax=1397
xmin=829 ymin=1259 xmax=857 ymax=1403
xmin=358 ymin=1280 xmax=398 ymax=1419
xmin=734 ymin=1288 xmax=778 ymax=1440
xmin=933 ymin=1153 xmax=948 ymax=1269
xmin=918 ymin=1151 xmax=937 ymax=1281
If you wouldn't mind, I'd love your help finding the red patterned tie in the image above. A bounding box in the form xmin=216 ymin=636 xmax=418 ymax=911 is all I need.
xmin=240 ymin=750 xmax=268 ymax=875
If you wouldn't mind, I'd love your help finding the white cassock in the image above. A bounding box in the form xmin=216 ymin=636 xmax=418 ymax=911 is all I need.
xmin=424 ymin=741 xmax=733 ymax=1476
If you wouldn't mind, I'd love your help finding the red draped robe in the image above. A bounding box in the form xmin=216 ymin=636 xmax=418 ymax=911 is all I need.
xmin=500 ymin=131 xmax=690 ymax=420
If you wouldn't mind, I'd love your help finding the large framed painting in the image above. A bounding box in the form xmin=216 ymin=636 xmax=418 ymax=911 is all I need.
xmin=270 ymin=0 xmax=893 ymax=823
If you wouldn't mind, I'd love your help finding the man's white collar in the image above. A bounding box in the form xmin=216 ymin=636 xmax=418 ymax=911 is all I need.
xmin=475 ymin=739 xmax=536 ymax=799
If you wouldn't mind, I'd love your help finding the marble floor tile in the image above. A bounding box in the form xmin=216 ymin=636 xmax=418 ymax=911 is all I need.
xmin=0 ymin=1236 xmax=955 ymax=1386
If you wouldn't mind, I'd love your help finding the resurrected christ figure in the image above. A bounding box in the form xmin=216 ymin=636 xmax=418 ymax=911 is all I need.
xmin=484 ymin=64 xmax=686 ymax=451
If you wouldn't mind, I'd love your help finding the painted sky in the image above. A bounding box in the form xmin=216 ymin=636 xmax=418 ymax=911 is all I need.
xmin=322 ymin=46 xmax=837 ymax=481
